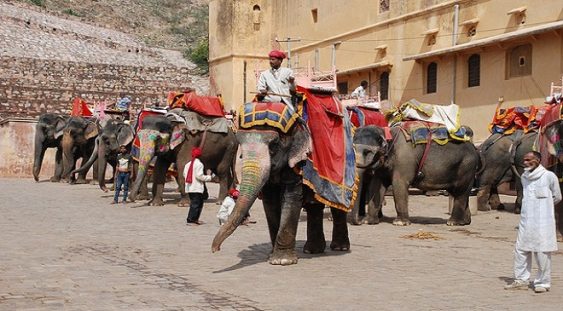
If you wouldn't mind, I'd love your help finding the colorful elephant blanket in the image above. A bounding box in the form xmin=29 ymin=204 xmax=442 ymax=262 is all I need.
xmin=70 ymin=97 xmax=93 ymax=117
xmin=347 ymin=106 xmax=387 ymax=128
xmin=397 ymin=121 xmax=469 ymax=145
xmin=239 ymin=101 xmax=301 ymax=133
xmin=167 ymin=91 xmax=225 ymax=117
xmin=299 ymin=87 xmax=358 ymax=212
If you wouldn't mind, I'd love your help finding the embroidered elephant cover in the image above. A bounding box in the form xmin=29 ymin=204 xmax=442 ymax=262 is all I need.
xmin=239 ymin=101 xmax=300 ymax=133
xmin=70 ymin=97 xmax=93 ymax=117
xmin=299 ymin=87 xmax=358 ymax=212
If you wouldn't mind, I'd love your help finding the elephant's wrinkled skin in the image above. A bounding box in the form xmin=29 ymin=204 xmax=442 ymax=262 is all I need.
xmin=33 ymin=113 xmax=68 ymax=182
xmin=212 ymin=125 xmax=350 ymax=266
xmin=128 ymin=115 xmax=238 ymax=206
xmin=71 ymin=119 xmax=136 ymax=191
xmin=61 ymin=117 xmax=99 ymax=183
xmin=353 ymin=126 xmax=480 ymax=226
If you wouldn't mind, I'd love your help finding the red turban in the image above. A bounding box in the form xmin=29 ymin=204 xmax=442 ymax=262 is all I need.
xmin=186 ymin=147 xmax=203 ymax=183
xmin=229 ymin=189 xmax=240 ymax=199
xmin=268 ymin=50 xmax=286 ymax=59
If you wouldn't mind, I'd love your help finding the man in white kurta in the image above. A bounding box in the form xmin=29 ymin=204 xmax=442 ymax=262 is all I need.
xmin=257 ymin=50 xmax=295 ymax=108
xmin=505 ymin=151 xmax=561 ymax=293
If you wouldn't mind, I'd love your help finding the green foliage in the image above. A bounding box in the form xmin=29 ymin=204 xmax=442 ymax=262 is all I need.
xmin=185 ymin=38 xmax=209 ymax=73
xmin=29 ymin=0 xmax=44 ymax=7
xmin=62 ymin=8 xmax=83 ymax=17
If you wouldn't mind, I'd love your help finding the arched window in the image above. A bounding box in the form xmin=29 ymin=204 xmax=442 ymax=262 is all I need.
xmin=426 ymin=62 xmax=437 ymax=94
xmin=252 ymin=5 xmax=261 ymax=30
xmin=507 ymin=44 xmax=532 ymax=78
xmin=468 ymin=54 xmax=480 ymax=87
xmin=380 ymin=72 xmax=389 ymax=100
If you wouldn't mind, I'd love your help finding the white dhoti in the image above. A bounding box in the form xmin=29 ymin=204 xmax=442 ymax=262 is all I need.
xmin=514 ymin=248 xmax=552 ymax=288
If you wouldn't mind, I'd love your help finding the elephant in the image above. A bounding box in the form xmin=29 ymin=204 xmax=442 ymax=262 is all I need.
xmin=352 ymin=125 xmax=480 ymax=226
xmin=128 ymin=114 xmax=238 ymax=206
xmin=61 ymin=116 xmax=99 ymax=183
xmin=33 ymin=113 xmax=68 ymax=182
xmin=475 ymin=130 xmax=535 ymax=214
xmin=70 ymin=119 xmax=135 ymax=191
xmin=211 ymin=122 xmax=351 ymax=266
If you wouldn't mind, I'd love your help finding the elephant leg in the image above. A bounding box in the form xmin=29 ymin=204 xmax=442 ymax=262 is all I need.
xmin=303 ymin=203 xmax=326 ymax=254
xmin=367 ymin=179 xmax=385 ymax=225
xmin=447 ymin=188 xmax=471 ymax=226
xmin=75 ymin=156 xmax=88 ymax=184
xmin=330 ymin=207 xmax=350 ymax=251
xmin=514 ymin=179 xmax=523 ymax=214
xmin=269 ymin=182 xmax=302 ymax=266
xmin=392 ymin=178 xmax=411 ymax=226
xmin=556 ymin=201 xmax=563 ymax=242
xmin=52 ymin=148 xmax=63 ymax=182
xmin=149 ymin=158 xmax=169 ymax=206
xmin=177 ymin=165 xmax=189 ymax=207
xmin=33 ymin=146 xmax=47 ymax=182
xmin=138 ymin=176 xmax=150 ymax=200
xmin=489 ymin=186 xmax=505 ymax=210
xmin=476 ymin=185 xmax=492 ymax=211
xmin=91 ymin=158 xmax=99 ymax=185
xmin=262 ymin=183 xmax=282 ymax=248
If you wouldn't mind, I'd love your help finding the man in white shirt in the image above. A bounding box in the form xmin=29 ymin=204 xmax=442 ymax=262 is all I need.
xmin=257 ymin=50 xmax=296 ymax=107
xmin=351 ymin=80 xmax=368 ymax=99
xmin=184 ymin=147 xmax=215 ymax=225
xmin=505 ymin=151 xmax=562 ymax=293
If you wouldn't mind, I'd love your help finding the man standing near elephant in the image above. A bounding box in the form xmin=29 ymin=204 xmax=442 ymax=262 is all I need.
xmin=184 ymin=147 xmax=216 ymax=225
xmin=505 ymin=151 xmax=561 ymax=293
xmin=257 ymin=50 xmax=296 ymax=109
xmin=112 ymin=145 xmax=132 ymax=204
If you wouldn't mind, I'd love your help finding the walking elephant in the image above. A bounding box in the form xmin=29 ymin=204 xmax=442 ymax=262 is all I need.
xmin=128 ymin=114 xmax=238 ymax=206
xmin=61 ymin=116 xmax=99 ymax=183
xmin=352 ymin=125 xmax=480 ymax=226
xmin=71 ymin=119 xmax=135 ymax=191
xmin=212 ymin=122 xmax=351 ymax=266
xmin=33 ymin=113 xmax=68 ymax=182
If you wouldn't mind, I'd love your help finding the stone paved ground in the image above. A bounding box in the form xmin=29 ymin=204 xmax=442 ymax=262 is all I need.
xmin=1 ymin=178 xmax=562 ymax=310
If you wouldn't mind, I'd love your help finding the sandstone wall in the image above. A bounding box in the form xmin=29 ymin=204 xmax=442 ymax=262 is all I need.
xmin=0 ymin=2 xmax=209 ymax=120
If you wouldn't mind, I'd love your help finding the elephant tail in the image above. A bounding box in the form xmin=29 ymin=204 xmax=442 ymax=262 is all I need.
xmin=475 ymin=149 xmax=486 ymax=176
xmin=231 ymin=143 xmax=239 ymax=186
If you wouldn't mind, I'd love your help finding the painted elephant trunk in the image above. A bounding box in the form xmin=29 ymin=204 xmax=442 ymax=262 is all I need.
xmin=70 ymin=137 xmax=99 ymax=176
xmin=129 ymin=130 xmax=157 ymax=202
xmin=212 ymin=146 xmax=271 ymax=252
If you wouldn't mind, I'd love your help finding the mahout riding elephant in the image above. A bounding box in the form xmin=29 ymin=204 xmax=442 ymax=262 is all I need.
xmin=128 ymin=114 xmax=238 ymax=206
xmin=33 ymin=113 xmax=68 ymax=182
xmin=70 ymin=119 xmax=135 ymax=191
xmin=211 ymin=121 xmax=351 ymax=266
xmin=352 ymin=125 xmax=480 ymax=226
xmin=61 ymin=116 xmax=99 ymax=183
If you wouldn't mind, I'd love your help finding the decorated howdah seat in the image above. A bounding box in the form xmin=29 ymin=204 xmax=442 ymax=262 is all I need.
xmin=238 ymin=86 xmax=358 ymax=212
xmin=386 ymin=99 xmax=470 ymax=144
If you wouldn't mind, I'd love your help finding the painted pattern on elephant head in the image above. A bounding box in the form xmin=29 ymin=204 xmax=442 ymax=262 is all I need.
xmin=136 ymin=129 xmax=170 ymax=167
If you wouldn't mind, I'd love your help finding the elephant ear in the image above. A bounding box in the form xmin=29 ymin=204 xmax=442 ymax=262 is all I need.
xmin=117 ymin=124 xmax=135 ymax=147
xmin=54 ymin=118 xmax=67 ymax=139
xmin=170 ymin=124 xmax=187 ymax=150
xmin=288 ymin=123 xmax=312 ymax=168
xmin=84 ymin=122 xmax=99 ymax=140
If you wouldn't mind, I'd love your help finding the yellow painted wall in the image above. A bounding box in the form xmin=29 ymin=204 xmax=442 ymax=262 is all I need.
xmin=209 ymin=0 xmax=563 ymax=141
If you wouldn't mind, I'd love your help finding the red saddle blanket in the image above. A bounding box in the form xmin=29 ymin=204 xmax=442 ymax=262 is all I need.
xmin=70 ymin=97 xmax=93 ymax=117
xmin=167 ymin=91 xmax=225 ymax=117
xmin=347 ymin=106 xmax=387 ymax=127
